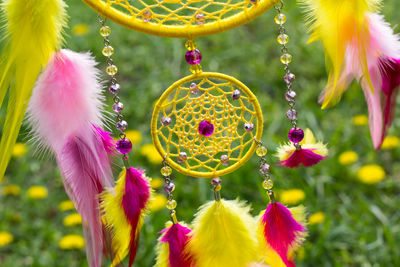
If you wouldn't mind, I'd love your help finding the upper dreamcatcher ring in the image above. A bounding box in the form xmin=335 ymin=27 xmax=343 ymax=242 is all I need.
xmin=82 ymin=0 xmax=279 ymax=38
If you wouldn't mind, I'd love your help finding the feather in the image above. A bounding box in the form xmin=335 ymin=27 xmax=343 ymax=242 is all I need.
xmin=0 ymin=0 xmax=67 ymax=181
xmin=299 ymin=0 xmax=380 ymax=108
xmin=26 ymin=49 xmax=114 ymax=267
xmin=277 ymin=129 xmax=327 ymax=168
xmin=188 ymin=199 xmax=258 ymax=267
xmin=155 ymin=221 xmax=195 ymax=267
xmin=101 ymin=167 xmax=151 ymax=267
xmin=258 ymin=203 xmax=307 ymax=267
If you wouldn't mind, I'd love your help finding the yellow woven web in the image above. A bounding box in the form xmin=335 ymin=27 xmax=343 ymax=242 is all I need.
xmin=82 ymin=0 xmax=278 ymax=37
xmin=151 ymin=72 xmax=263 ymax=178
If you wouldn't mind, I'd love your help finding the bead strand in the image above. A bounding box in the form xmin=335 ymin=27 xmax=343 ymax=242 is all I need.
xmin=98 ymin=18 xmax=132 ymax=163
xmin=185 ymin=39 xmax=202 ymax=74
xmin=274 ymin=1 xmax=304 ymax=146
xmin=161 ymin=159 xmax=178 ymax=223
xmin=255 ymin=139 xmax=275 ymax=202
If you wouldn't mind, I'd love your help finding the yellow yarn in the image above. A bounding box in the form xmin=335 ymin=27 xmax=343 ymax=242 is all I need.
xmin=188 ymin=199 xmax=258 ymax=267
xmin=0 ymin=0 xmax=67 ymax=181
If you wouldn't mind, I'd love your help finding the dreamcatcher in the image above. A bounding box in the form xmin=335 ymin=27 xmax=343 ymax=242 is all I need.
xmin=0 ymin=0 xmax=399 ymax=266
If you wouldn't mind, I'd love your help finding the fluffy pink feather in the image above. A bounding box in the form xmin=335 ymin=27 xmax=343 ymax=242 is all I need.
xmin=278 ymin=148 xmax=326 ymax=168
xmin=27 ymin=49 xmax=114 ymax=267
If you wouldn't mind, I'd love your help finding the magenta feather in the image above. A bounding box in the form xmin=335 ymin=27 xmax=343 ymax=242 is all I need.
xmin=279 ymin=148 xmax=327 ymax=168
xmin=122 ymin=167 xmax=151 ymax=267
xmin=27 ymin=49 xmax=114 ymax=267
xmin=159 ymin=223 xmax=194 ymax=267
xmin=261 ymin=203 xmax=306 ymax=267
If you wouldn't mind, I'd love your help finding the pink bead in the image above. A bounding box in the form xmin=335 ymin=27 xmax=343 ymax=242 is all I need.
xmin=116 ymin=138 xmax=132 ymax=154
xmin=288 ymin=128 xmax=304 ymax=143
xmin=185 ymin=49 xmax=202 ymax=65
xmin=198 ymin=121 xmax=214 ymax=137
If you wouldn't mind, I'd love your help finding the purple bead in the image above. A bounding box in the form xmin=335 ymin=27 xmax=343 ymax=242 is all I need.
xmin=211 ymin=177 xmax=222 ymax=186
xmin=232 ymin=89 xmax=241 ymax=100
xmin=116 ymin=138 xmax=132 ymax=154
xmin=116 ymin=120 xmax=128 ymax=131
xmin=286 ymin=109 xmax=297 ymax=120
xmin=284 ymin=73 xmax=296 ymax=84
xmin=288 ymin=127 xmax=304 ymax=143
xmin=109 ymin=84 xmax=120 ymax=95
xmin=185 ymin=49 xmax=202 ymax=65
xmin=112 ymin=102 xmax=124 ymax=113
xmin=164 ymin=182 xmax=175 ymax=193
xmin=285 ymin=91 xmax=296 ymax=101
xmin=198 ymin=121 xmax=214 ymax=137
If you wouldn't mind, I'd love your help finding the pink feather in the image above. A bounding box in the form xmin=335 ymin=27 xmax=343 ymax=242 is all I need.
xmin=159 ymin=223 xmax=194 ymax=267
xmin=121 ymin=167 xmax=151 ymax=267
xmin=27 ymin=49 xmax=114 ymax=267
xmin=278 ymin=148 xmax=326 ymax=168
xmin=261 ymin=203 xmax=306 ymax=267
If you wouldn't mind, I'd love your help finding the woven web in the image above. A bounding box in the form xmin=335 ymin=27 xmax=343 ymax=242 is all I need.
xmin=105 ymin=0 xmax=254 ymax=26
xmin=154 ymin=76 xmax=259 ymax=176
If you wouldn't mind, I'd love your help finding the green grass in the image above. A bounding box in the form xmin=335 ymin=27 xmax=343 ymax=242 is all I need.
xmin=1 ymin=0 xmax=400 ymax=266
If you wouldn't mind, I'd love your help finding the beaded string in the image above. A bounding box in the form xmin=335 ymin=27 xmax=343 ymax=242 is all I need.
xmin=274 ymin=1 xmax=305 ymax=147
xmin=161 ymin=158 xmax=179 ymax=223
xmin=98 ymin=18 xmax=132 ymax=167
xmin=254 ymin=139 xmax=275 ymax=202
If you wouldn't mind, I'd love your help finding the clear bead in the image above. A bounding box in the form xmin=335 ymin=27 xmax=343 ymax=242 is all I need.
xmin=232 ymin=89 xmax=241 ymax=100
xmin=161 ymin=166 xmax=172 ymax=177
xmin=285 ymin=91 xmax=297 ymax=101
xmin=274 ymin=13 xmax=287 ymax=25
xmin=102 ymin=46 xmax=114 ymax=57
xmin=277 ymin=34 xmax=289 ymax=45
xmin=106 ymin=65 xmax=118 ymax=76
xmin=116 ymin=120 xmax=128 ymax=131
xmin=112 ymin=102 xmax=124 ymax=113
xmin=142 ymin=10 xmax=152 ymax=22
xmin=99 ymin=26 xmax=111 ymax=37
xmin=280 ymin=54 xmax=292 ymax=65
xmin=190 ymin=83 xmax=199 ymax=94
xmin=259 ymin=163 xmax=271 ymax=174
xmin=244 ymin=123 xmax=254 ymax=132
xmin=256 ymin=146 xmax=268 ymax=156
xmin=166 ymin=199 xmax=177 ymax=210
xmin=109 ymin=84 xmax=120 ymax=95
xmin=178 ymin=152 xmax=187 ymax=163
xmin=161 ymin=116 xmax=172 ymax=126
xmin=286 ymin=109 xmax=297 ymax=120
xmin=195 ymin=13 xmax=205 ymax=25
xmin=220 ymin=155 xmax=229 ymax=166
xmin=263 ymin=179 xmax=274 ymax=190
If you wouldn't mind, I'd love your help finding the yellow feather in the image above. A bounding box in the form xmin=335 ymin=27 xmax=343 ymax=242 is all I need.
xmin=299 ymin=0 xmax=381 ymax=108
xmin=188 ymin=199 xmax=258 ymax=267
xmin=0 ymin=0 xmax=67 ymax=181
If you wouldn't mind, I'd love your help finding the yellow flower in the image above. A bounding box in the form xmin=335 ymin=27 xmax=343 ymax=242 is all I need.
xmin=0 ymin=232 xmax=13 ymax=247
xmin=12 ymin=143 xmax=27 ymax=158
xmin=140 ymin=144 xmax=163 ymax=164
xmin=125 ymin=130 xmax=143 ymax=145
xmin=338 ymin=151 xmax=358 ymax=165
xmin=357 ymin=164 xmax=386 ymax=184
xmin=2 ymin=184 xmax=21 ymax=196
xmin=150 ymin=178 xmax=164 ymax=190
xmin=27 ymin=186 xmax=48 ymax=199
xmin=149 ymin=194 xmax=167 ymax=211
xmin=352 ymin=114 xmax=368 ymax=126
xmin=59 ymin=200 xmax=75 ymax=212
xmin=59 ymin=235 xmax=85 ymax=250
xmin=381 ymin=136 xmax=399 ymax=150
xmin=63 ymin=213 xmax=82 ymax=227
xmin=279 ymin=189 xmax=305 ymax=205
xmin=309 ymin=212 xmax=325 ymax=225
xmin=72 ymin=24 xmax=89 ymax=36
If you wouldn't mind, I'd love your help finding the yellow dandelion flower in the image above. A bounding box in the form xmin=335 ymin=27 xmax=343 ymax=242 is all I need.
xmin=59 ymin=235 xmax=85 ymax=250
xmin=381 ymin=136 xmax=399 ymax=150
xmin=72 ymin=24 xmax=89 ymax=36
xmin=149 ymin=194 xmax=167 ymax=212
xmin=140 ymin=144 xmax=163 ymax=164
xmin=357 ymin=164 xmax=386 ymax=184
xmin=0 ymin=232 xmax=13 ymax=247
xmin=352 ymin=115 xmax=368 ymax=126
xmin=125 ymin=130 xmax=143 ymax=145
xmin=2 ymin=184 xmax=21 ymax=196
xmin=309 ymin=212 xmax=325 ymax=225
xmin=150 ymin=178 xmax=164 ymax=190
xmin=338 ymin=151 xmax=358 ymax=165
xmin=27 ymin=186 xmax=48 ymax=199
xmin=63 ymin=213 xmax=82 ymax=227
xmin=279 ymin=189 xmax=305 ymax=205
xmin=12 ymin=143 xmax=27 ymax=158
xmin=59 ymin=200 xmax=75 ymax=212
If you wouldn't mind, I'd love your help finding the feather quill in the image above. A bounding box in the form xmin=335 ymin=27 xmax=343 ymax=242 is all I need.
xmin=0 ymin=0 xmax=67 ymax=181
xmin=27 ymin=49 xmax=114 ymax=267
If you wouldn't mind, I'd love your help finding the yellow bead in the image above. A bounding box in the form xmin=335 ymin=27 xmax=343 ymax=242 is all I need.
xmin=99 ymin=26 xmax=111 ymax=37
xmin=161 ymin=166 xmax=172 ymax=176
xmin=102 ymin=46 xmax=114 ymax=57
xmin=185 ymin=39 xmax=197 ymax=51
xmin=214 ymin=184 xmax=222 ymax=192
xmin=190 ymin=64 xmax=202 ymax=74
xmin=106 ymin=65 xmax=118 ymax=76
xmin=277 ymin=34 xmax=289 ymax=45
xmin=274 ymin=13 xmax=287 ymax=25
xmin=166 ymin=199 xmax=177 ymax=210
xmin=263 ymin=179 xmax=274 ymax=190
xmin=280 ymin=53 xmax=292 ymax=64
xmin=256 ymin=146 xmax=268 ymax=156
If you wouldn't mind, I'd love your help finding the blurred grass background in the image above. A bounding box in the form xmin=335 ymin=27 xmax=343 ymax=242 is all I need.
xmin=1 ymin=0 xmax=400 ymax=266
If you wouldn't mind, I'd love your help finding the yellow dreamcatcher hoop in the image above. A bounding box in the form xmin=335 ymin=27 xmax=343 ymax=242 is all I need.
xmin=82 ymin=0 xmax=278 ymax=38
xmin=151 ymin=72 xmax=263 ymax=178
